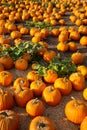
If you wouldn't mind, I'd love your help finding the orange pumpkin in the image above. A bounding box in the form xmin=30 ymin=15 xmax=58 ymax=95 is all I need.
xmin=26 ymin=98 xmax=44 ymax=117
xmin=30 ymin=79 xmax=46 ymax=96
xmin=54 ymin=77 xmax=72 ymax=96
xmin=68 ymin=42 xmax=77 ymax=52
xmin=77 ymin=65 xmax=87 ymax=78
xmin=15 ymin=58 xmax=28 ymax=71
xmin=0 ymin=88 xmax=14 ymax=110
xmin=14 ymin=86 xmax=33 ymax=107
xmin=42 ymin=85 xmax=62 ymax=106
xmin=0 ymin=110 xmax=19 ymax=130
xmin=0 ymin=71 xmax=13 ymax=87
xmin=0 ymin=55 xmax=14 ymax=70
xmin=10 ymin=31 xmax=22 ymax=39
xmin=13 ymin=77 xmax=30 ymax=89
xmin=27 ymin=70 xmax=42 ymax=82
xmin=71 ymin=52 xmax=84 ymax=65
xmin=43 ymin=69 xmax=58 ymax=84
xmin=29 ymin=116 xmax=56 ymax=130
xmin=69 ymin=72 xmax=85 ymax=91
xmin=65 ymin=99 xmax=87 ymax=124
xmin=43 ymin=50 xmax=56 ymax=62
xmin=80 ymin=36 xmax=87 ymax=46
xmin=57 ymin=42 xmax=69 ymax=52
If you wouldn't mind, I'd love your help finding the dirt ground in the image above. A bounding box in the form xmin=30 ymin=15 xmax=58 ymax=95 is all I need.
xmin=3 ymin=2 xmax=87 ymax=130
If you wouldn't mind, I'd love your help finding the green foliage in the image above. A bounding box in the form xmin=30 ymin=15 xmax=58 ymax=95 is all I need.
xmin=0 ymin=41 xmax=43 ymax=61
xmin=26 ymin=21 xmax=52 ymax=30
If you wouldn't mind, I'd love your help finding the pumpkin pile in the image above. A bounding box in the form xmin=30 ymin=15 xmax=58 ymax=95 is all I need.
xmin=0 ymin=0 xmax=87 ymax=129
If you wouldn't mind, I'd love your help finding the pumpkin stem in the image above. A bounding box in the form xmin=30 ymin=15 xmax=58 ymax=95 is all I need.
xmin=20 ymin=79 xmax=25 ymax=85
xmin=32 ymin=98 xmax=39 ymax=104
xmin=0 ymin=112 xmax=8 ymax=117
xmin=37 ymin=122 xmax=46 ymax=129
xmin=49 ymin=86 xmax=54 ymax=92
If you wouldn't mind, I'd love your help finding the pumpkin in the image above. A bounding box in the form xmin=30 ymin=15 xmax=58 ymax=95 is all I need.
xmin=0 ymin=55 xmax=14 ymax=70
xmin=80 ymin=116 xmax=87 ymax=130
xmin=43 ymin=50 xmax=56 ymax=62
xmin=0 ymin=110 xmax=19 ymax=130
xmin=54 ymin=77 xmax=72 ymax=96
xmin=27 ymin=70 xmax=42 ymax=82
xmin=69 ymin=72 xmax=85 ymax=91
xmin=14 ymin=86 xmax=33 ymax=107
xmin=77 ymin=65 xmax=87 ymax=78
xmin=42 ymin=85 xmax=61 ymax=106
xmin=15 ymin=58 xmax=28 ymax=71
xmin=68 ymin=42 xmax=77 ymax=52
xmin=71 ymin=52 xmax=84 ymax=65
xmin=29 ymin=27 xmax=39 ymax=37
xmin=43 ymin=69 xmax=58 ymax=84
xmin=26 ymin=98 xmax=44 ymax=117
xmin=69 ymin=30 xmax=80 ymax=41
xmin=30 ymin=79 xmax=46 ymax=96
xmin=0 ymin=88 xmax=14 ymax=110
xmin=10 ymin=31 xmax=22 ymax=39
xmin=29 ymin=116 xmax=56 ymax=130
xmin=0 ymin=71 xmax=13 ymax=87
xmin=51 ymin=28 xmax=60 ymax=37
xmin=65 ymin=99 xmax=87 ymax=124
xmin=20 ymin=27 xmax=29 ymax=35
xmin=80 ymin=36 xmax=87 ymax=46
xmin=58 ymin=33 xmax=68 ymax=42
xmin=57 ymin=42 xmax=69 ymax=52
xmin=13 ymin=77 xmax=30 ymax=89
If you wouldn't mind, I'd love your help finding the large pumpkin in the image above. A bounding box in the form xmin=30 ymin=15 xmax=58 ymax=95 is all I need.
xmin=29 ymin=116 xmax=56 ymax=130
xmin=65 ymin=99 xmax=87 ymax=124
xmin=0 ymin=110 xmax=19 ymax=130
xmin=0 ymin=88 xmax=14 ymax=110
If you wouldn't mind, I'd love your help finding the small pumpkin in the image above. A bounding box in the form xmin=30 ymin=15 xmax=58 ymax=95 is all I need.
xmin=15 ymin=58 xmax=28 ymax=71
xmin=0 ymin=71 xmax=13 ymax=87
xmin=30 ymin=79 xmax=46 ymax=96
xmin=0 ymin=55 xmax=14 ymax=70
xmin=69 ymin=30 xmax=80 ymax=41
xmin=0 ymin=88 xmax=14 ymax=110
xmin=43 ymin=50 xmax=56 ymax=62
xmin=27 ymin=70 xmax=42 ymax=82
xmin=14 ymin=86 xmax=33 ymax=107
xmin=68 ymin=42 xmax=77 ymax=52
xmin=57 ymin=42 xmax=69 ymax=52
xmin=10 ymin=31 xmax=22 ymax=39
xmin=54 ymin=77 xmax=72 ymax=96
xmin=43 ymin=69 xmax=58 ymax=84
xmin=13 ymin=77 xmax=30 ymax=89
xmin=0 ymin=110 xmax=19 ymax=130
xmin=65 ymin=99 xmax=87 ymax=124
xmin=42 ymin=85 xmax=62 ymax=106
xmin=71 ymin=52 xmax=84 ymax=65
xmin=80 ymin=36 xmax=87 ymax=46
xmin=69 ymin=72 xmax=85 ymax=91
xmin=77 ymin=65 xmax=87 ymax=78
xmin=26 ymin=98 xmax=44 ymax=117
xmin=29 ymin=116 xmax=56 ymax=130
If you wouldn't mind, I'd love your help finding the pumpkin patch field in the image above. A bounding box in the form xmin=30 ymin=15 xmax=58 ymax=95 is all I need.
xmin=0 ymin=0 xmax=87 ymax=130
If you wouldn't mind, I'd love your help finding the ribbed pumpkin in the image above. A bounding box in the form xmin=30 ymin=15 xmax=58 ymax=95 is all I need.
xmin=65 ymin=99 xmax=87 ymax=124
xmin=0 ymin=110 xmax=19 ymax=130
